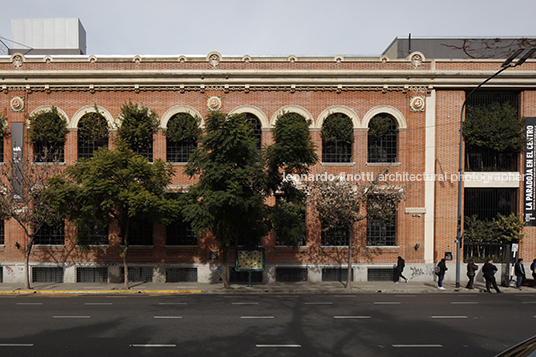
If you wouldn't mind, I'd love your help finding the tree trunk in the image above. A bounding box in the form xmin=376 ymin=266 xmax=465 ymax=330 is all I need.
xmin=346 ymin=228 xmax=353 ymax=289
xmin=222 ymin=245 xmax=229 ymax=288
xmin=122 ymin=229 xmax=130 ymax=290
xmin=24 ymin=237 xmax=34 ymax=290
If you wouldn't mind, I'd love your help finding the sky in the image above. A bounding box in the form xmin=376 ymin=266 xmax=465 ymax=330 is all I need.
xmin=1 ymin=0 xmax=536 ymax=57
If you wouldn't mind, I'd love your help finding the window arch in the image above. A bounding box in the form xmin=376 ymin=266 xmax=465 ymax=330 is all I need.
xmin=166 ymin=112 xmax=201 ymax=163
xmin=367 ymin=114 xmax=398 ymax=163
xmin=78 ymin=112 xmax=109 ymax=159
xmin=244 ymin=113 xmax=262 ymax=151
xmin=321 ymin=113 xmax=353 ymax=163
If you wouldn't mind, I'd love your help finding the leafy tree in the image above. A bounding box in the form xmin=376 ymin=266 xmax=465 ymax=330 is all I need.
xmin=0 ymin=152 xmax=63 ymax=289
xmin=463 ymin=102 xmax=525 ymax=152
xmin=464 ymin=213 xmax=524 ymax=242
xmin=321 ymin=113 xmax=354 ymax=146
xmin=46 ymin=143 xmax=175 ymax=289
xmin=117 ymin=101 xmax=159 ymax=160
xmin=184 ymin=112 xmax=269 ymax=287
xmin=27 ymin=106 xmax=68 ymax=162
xmin=311 ymin=172 xmax=406 ymax=288
xmin=165 ymin=113 xmax=202 ymax=143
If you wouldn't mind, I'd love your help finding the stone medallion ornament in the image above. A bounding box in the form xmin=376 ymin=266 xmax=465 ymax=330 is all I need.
xmin=10 ymin=96 xmax=25 ymax=112
xmin=11 ymin=54 xmax=24 ymax=68
xmin=207 ymin=51 xmax=221 ymax=68
xmin=409 ymin=52 xmax=425 ymax=69
xmin=207 ymin=96 xmax=222 ymax=112
xmin=410 ymin=96 xmax=425 ymax=112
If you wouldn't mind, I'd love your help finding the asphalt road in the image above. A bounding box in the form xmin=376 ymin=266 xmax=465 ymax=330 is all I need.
xmin=1 ymin=293 xmax=535 ymax=357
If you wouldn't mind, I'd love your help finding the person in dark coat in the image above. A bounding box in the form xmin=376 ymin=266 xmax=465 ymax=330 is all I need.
xmin=514 ymin=258 xmax=526 ymax=290
xmin=531 ymin=259 xmax=536 ymax=289
xmin=466 ymin=260 xmax=478 ymax=290
xmin=437 ymin=258 xmax=448 ymax=290
xmin=482 ymin=258 xmax=502 ymax=293
xmin=394 ymin=256 xmax=407 ymax=283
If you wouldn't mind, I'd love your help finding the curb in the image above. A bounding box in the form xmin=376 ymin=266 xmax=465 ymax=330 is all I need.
xmin=0 ymin=289 xmax=202 ymax=296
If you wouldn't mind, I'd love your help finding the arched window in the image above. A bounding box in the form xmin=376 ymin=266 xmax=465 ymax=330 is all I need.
xmin=78 ymin=112 xmax=109 ymax=159
xmin=245 ymin=113 xmax=262 ymax=151
xmin=321 ymin=113 xmax=353 ymax=163
xmin=166 ymin=113 xmax=201 ymax=163
xmin=368 ymin=114 xmax=398 ymax=163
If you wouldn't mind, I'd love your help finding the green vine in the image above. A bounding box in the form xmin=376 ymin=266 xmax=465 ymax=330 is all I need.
xmin=463 ymin=102 xmax=525 ymax=152
xmin=117 ymin=101 xmax=159 ymax=149
xmin=165 ymin=113 xmax=202 ymax=143
xmin=0 ymin=110 xmax=9 ymax=139
xmin=27 ymin=106 xmax=68 ymax=144
xmin=368 ymin=115 xmax=394 ymax=139
xmin=321 ymin=113 xmax=354 ymax=145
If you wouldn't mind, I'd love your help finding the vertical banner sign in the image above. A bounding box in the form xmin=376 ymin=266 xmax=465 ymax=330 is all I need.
xmin=525 ymin=118 xmax=536 ymax=226
xmin=11 ymin=122 xmax=24 ymax=200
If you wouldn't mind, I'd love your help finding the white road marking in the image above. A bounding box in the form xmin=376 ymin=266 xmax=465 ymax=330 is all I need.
xmin=374 ymin=302 xmax=401 ymax=305
xmin=159 ymin=302 xmax=187 ymax=305
xmin=304 ymin=302 xmax=333 ymax=305
xmin=431 ymin=316 xmax=468 ymax=319
xmin=334 ymin=316 xmax=372 ymax=319
xmin=256 ymin=344 xmax=301 ymax=348
xmin=241 ymin=316 xmax=274 ymax=319
xmin=154 ymin=316 xmax=182 ymax=319
xmin=53 ymin=316 xmax=90 ymax=319
xmin=393 ymin=344 xmax=443 ymax=348
xmin=0 ymin=344 xmax=34 ymax=347
xmin=232 ymin=302 xmax=259 ymax=305
xmin=451 ymin=302 xmax=478 ymax=305
xmin=16 ymin=303 xmax=43 ymax=305
xmin=84 ymin=303 xmax=113 ymax=306
xmin=130 ymin=344 xmax=176 ymax=348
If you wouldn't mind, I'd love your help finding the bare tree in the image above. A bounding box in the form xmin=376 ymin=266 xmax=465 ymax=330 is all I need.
xmin=311 ymin=171 xmax=406 ymax=289
xmin=0 ymin=150 xmax=63 ymax=289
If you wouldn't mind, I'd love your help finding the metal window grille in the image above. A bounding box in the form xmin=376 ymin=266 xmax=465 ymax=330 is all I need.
xmin=245 ymin=113 xmax=262 ymax=152
xmin=34 ymin=221 xmax=65 ymax=245
xmin=166 ymin=139 xmax=197 ymax=163
xmin=322 ymin=141 xmax=352 ymax=163
xmin=366 ymin=215 xmax=396 ymax=246
xmin=322 ymin=268 xmax=354 ymax=282
xmin=229 ymin=267 xmax=263 ymax=283
xmin=0 ymin=267 xmax=3 ymax=283
xmin=166 ymin=268 xmax=198 ymax=282
xmin=131 ymin=145 xmax=152 ymax=162
xmin=121 ymin=267 xmax=153 ymax=282
xmin=166 ymin=221 xmax=197 ymax=245
xmin=465 ymin=145 xmax=518 ymax=172
xmin=0 ymin=220 xmax=4 ymax=245
xmin=321 ymin=224 xmax=349 ymax=246
xmin=0 ymin=138 xmax=3 ymax=163
xmin=464 ymin=240 xmax=509 ymax=263
xmin=274 ymin=195 xmax=307 ymax=247
xmin=128 ymin=221 xmax=153 ymax=245
xmin=464 ymin=188 xmax=517 ymax=222
xmin=367 ymin=268 xmax=396 ymax=281
xmin=368 ymin=115 xmax=398 ymax=163
xmin=77 ymin=115 xmax=108 ymax=159
xmin=276 ymin=268 xmax=308 ymax=282
xmin=466 ymin=90 xmax=520 ymax=112
xmin=33 ymin=142 xmax=65 ymax=163
xmin=77 ymin=267 xmax=108 ymax=283
xmin=32 ymin=267 xmax=64 ymax=283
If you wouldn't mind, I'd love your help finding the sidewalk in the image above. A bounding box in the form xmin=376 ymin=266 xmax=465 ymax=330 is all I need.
xmin=1 ymin=280 xmax=535 ymax=295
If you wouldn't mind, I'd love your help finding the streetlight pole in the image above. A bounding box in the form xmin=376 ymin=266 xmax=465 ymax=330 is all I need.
xmin=455 ymin=48 xmax=536 ymax=288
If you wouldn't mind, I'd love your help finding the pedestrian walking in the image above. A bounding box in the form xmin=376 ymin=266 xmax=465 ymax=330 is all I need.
xmin=436 ymin=258 xmax=448 ymax=290
xmin=466 ymin=260 xmax=478 ymax=290
xmin=482 ymin=258 xmax=502 ymax=293
xmin=531 ymin=259 xmax=536 ymax=289
xmin=514 ymin=258 xmax=526 ymax=290
xmin=394 ymin=256 xmax=408 ymax=283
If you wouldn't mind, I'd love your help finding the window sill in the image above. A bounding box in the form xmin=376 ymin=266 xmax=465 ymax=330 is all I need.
xmin=366 ymin=162 xmax=401 ymax=167
xmin=321 ymin=162 xmax=355 ymax=166
xmin=366 ymin=245 xmax=400 ymax=249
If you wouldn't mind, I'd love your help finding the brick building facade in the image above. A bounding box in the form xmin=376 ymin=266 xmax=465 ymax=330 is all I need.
xmin=1 ymin=45 xmax=535 ymax=285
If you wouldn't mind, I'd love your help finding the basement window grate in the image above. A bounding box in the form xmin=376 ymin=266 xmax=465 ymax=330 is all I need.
xmin=32 ymin=267 xmax=64 ymax=283
xmin=229 ymin=268 xmax=262 ymax=283
xmin=166 ymin=268 xmax=198 ymax=283
xmin=276 ymin=268 xmax=308 ymax=282
xmin=368 ymin=268 xmax=396 ymax=281
xmin=120 ymin=267 xmax=153 ymax=283
xmin=322 ymin=268 xmax=353 ymax=282
xmin=77 ymin=267 xmax=108 ymax=283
